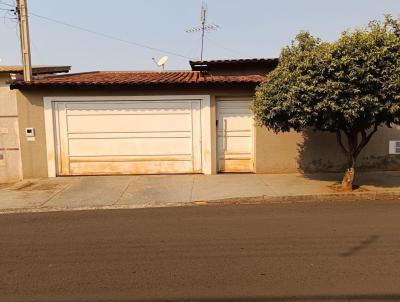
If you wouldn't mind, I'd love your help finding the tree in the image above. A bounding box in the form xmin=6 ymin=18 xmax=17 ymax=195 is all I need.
xmin=253 ymin=16 xmax=400 ymax=190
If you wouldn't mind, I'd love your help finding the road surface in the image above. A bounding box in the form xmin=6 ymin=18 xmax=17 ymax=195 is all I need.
xmin=1 ymin=201 xmax=400 ymax=301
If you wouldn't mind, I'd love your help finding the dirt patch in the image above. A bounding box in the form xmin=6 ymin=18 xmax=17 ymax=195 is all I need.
xmin=28 ymin=183 xmax=66 ymax=191
xmin=328 ymin=184 xmax=370 ymax=193
xmin=10 ymin=181 xmax=35 ymax=191
xmin=0 ymin=183 xmax=14 ymax=190
xmin=8 ymin=180 xmax=68 ymax=192
xmin=22 ymin=182 xmax=67 ymax=192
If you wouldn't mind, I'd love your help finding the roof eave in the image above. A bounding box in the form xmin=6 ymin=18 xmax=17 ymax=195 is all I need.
xmin=31 ymin=66 xmax=72 ymax=75
xmin=10 ymin=80 xmax=263 ymax=90
xmin=0 ymin=66 xmax=72 ymax=75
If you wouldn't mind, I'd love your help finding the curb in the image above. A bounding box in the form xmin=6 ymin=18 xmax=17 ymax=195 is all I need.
xmin=193 ymin=191 xmax=400 ymax=205
xmin=0 ymin=201 xmax=192 ymax=215
xmin=1 ymin=191 xmax=400 ymax=215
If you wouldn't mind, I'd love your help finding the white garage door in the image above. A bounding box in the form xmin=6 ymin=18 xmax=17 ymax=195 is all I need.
xmin=217 ymin=100 xmax=254 ymax=172
xmin=54 ymin=101 xmax=202 ymax=175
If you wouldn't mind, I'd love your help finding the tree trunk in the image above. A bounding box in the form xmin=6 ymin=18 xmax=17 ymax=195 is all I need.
xmin=336 ymin=126 xmax=378 ymax=191
xmin=342 ymin=168 xmax=355 ymax=191
xmin=336 ymin=130 xmax=357 ymax=191
xmin=341 ymin=156 xmax=356 ymax=191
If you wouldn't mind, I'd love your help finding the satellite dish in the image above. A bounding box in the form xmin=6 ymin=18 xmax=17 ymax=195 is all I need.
xmin=152 ymin=56 xmax=169 ymax=70
xmin=157 ymin=56 xmax=169 ymax=66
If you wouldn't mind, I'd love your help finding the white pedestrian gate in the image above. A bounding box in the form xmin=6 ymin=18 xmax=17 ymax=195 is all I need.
xmin=217 ymin=100 xmax=254 ymax=172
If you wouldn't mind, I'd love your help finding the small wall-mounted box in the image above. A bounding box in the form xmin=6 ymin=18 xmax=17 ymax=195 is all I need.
xmin=25 ymin=127 xmax=36 ymax=141
xmin=389 ymin=141 xmax=400 ymax=154
xmin=25 ymin=128 xmax=35 ymax=137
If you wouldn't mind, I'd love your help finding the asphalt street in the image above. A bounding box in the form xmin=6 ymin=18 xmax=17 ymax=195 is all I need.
xmin=1 ymin=201 xmax=400 ymax=302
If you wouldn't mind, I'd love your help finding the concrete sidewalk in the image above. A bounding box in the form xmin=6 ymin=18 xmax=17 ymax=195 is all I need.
xmin=1 ymin=171 xmax=400 ymax=213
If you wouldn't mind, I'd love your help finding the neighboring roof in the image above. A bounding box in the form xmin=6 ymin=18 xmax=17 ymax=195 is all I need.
xmin=190 ymin=58 xmax=279 ymax=70
xmin=0 ymin=65 xmax=71 ymax=74
xmin=10 ymin=71 xmax=265 ymax=89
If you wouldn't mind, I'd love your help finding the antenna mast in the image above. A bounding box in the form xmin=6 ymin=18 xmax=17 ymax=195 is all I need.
xmin=185 ymin=2 xmax=219 ymax=61
xmin=200 ymin=4 xmax=206 ymax=62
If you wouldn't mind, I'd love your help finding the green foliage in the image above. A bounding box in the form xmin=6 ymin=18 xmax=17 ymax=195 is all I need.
xmin=254 ymin=15 xmax=400 ymax=173
xmin=254 ymin=15 xmax=400 ymax=135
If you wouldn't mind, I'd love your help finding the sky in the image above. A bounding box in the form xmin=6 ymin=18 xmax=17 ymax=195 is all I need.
xmin=0 ymin=0 xmax=399 ymax=72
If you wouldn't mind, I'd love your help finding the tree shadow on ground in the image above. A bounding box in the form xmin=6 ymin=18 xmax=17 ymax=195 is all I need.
xmin=340 ymin=235 xmax=380 ymax=257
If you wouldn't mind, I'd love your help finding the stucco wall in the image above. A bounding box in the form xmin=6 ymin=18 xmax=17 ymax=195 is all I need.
xmin=0 ymin=74 xmax=22 ymax=182
xmin=16 ymin=87 xmax=252 ymax=178
xmin=15 ymin=87 xmax=400 ymax=178
xmin=255 ymin=126 xmax=400 ymax=173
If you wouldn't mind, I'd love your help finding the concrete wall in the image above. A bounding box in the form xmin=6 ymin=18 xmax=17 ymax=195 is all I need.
xmin=205 ymin=65 xmax=276 ymax=76
xmin=0 ymin=74 xmax=22 ymax=183
xmin=15 ymin=87 xmax=400 ymax=178
xmin=16 ymin=87 xmax=252 ymax=178
xmin=255 ymin=127 xmax=400 ymax=173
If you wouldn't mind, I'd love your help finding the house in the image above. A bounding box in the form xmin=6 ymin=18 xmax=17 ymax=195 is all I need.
xmin=0 ymin=65 xmax=71 ymax=182
xmin=6 ymin=58 xmax=400 ymax=180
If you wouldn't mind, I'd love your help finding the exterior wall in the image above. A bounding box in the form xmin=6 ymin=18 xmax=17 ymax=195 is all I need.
xmin=193 ymin=62 xmax=277 ymax=76
xmin=206 ymin=66 xmax=276 ymax=76
xmin=255 ymin=126 xmax=400 ymax=173
xmin=15 ymin=87 xmax=400 ymax=178
xmin=0 ymin=74 xmax=22 ymax=182
xmin=16 ymin=87 xmax=252 ymax=178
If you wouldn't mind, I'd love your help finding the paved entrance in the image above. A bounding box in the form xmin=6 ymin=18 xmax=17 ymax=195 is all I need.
xmin=0 ymin=172 xmax=400 ymax=213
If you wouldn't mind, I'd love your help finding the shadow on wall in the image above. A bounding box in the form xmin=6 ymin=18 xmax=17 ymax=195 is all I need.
xmin=297 ymin=127 xmax=400 ymax=182
xmin=297 ymin=129 xmax=347 ymax=176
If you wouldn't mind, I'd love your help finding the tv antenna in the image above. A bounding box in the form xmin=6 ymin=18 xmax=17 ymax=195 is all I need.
xmin=152 ymin=56 xmax=169 ymax=71
xmin=185 ymin=2 xmax=219 ymax=61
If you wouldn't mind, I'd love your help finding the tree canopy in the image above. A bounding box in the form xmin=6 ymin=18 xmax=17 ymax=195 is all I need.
xmin=253 ymin=16 xmax=400 ymax=189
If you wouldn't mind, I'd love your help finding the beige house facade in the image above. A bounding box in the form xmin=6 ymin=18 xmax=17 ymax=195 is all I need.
xmin=0 ymin=66 xmax=70 ymax=182
xmin=0 ymin=73 xmax=21 ymax=182
xmin=6 ymin=59 xmax=400 ymax=180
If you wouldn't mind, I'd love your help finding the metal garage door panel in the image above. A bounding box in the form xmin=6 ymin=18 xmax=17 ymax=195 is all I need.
xmin=66 ymin=101 xmax=192 ymax=113
xmin=67 ymin=113 xmax=192 ymax=133
xmin=217 ymin=100 xmax=254 ymax=172
xmin=68 ymin=137 xmax=192 ymax=157
xmin=69 ymin=160 xmax=195 ymax=175
xmin=55 ymin=101 xmax=202 ymax=175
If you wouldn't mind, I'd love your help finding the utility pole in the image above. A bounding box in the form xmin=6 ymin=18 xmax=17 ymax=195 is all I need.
xmin=16 ymin=0 xmax=32 ymax=81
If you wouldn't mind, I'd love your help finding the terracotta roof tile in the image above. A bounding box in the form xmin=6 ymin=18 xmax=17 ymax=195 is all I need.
xmin=10 ymin=71 xmax=265 ymax=89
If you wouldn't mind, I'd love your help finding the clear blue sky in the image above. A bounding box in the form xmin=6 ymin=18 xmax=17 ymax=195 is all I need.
xmin=0 ymin=0 xmax=399 ymax=72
